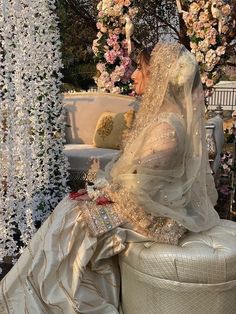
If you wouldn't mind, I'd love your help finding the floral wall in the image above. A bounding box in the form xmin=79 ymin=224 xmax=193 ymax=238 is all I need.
xmin=0 ymin=0 xmax=69 ymax=265
xmin=92 ymin=0 xmax=138 ymax=94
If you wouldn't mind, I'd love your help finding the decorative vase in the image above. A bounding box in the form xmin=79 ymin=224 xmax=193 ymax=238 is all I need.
xmin=205 ymin=124 xmax=217 ymax=163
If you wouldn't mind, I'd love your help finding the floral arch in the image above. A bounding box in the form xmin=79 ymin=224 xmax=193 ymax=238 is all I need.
xmin=93 ymin=0 xmax=235 ymax=93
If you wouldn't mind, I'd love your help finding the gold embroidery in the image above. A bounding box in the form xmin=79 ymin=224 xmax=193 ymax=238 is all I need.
xmin=97 ymin=115 xmax=114 ymax=139
xmin=80 ymin=202 xmax=125 ymax=237
xmin=107 ymin=185 xmax=186 ymax=245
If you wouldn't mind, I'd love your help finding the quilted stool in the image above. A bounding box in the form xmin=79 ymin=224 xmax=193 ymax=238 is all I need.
xmin=119 ymin=220 xmax=236 ymax=314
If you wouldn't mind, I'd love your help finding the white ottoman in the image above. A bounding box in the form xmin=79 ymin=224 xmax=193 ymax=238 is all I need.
xmin=119 ymin=220 xmax=236 ymax=314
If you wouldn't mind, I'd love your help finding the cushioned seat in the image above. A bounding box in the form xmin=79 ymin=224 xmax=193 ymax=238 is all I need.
xmin=120 ymin=219 xmax=236 ymax=314
xmin=64 ymin=144 xmax=120 ymax=171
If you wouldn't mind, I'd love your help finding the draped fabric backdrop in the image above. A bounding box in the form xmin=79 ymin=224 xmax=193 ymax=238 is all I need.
xmin=0 ymin=0 xmax=69 ymax=267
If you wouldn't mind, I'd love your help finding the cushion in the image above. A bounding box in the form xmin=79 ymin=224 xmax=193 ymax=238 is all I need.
xmin=120 ymin=219 xmax=236 ymax=314
xmin=64 ymin=144 xmax=120 ymax=171
xmin=93 ymin=110 xmax=135 ymax=149
xmin=63 ymin=92 xmax=139 ymax=144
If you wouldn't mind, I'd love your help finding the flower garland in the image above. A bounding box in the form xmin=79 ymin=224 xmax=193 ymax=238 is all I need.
xmin=92 ymin=0 xmax=138 ymax=94
xmin=0 ymin=0 xmax=69 ymax=266
xmin=180 ymin=0 xmax=233 ymax=89
xmin=69 ymin=178 xmax=112 ymax=205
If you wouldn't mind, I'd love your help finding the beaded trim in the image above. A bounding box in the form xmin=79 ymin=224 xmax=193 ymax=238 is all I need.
xmin=107 ymin=185 xmax=186 ymax=245
xmin=79 ymin=200 xmax=124 ymax=237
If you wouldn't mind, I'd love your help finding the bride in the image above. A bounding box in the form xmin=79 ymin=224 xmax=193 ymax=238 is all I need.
xmin=0 ymin=43 xmax=220 ymax=313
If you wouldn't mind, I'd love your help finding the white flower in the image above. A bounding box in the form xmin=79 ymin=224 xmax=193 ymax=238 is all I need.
xmin=216 ymin=46 xmax=226 ymax=56
xmin=87 ymin=185 xmax=101 ymax=200
xmin=87 ymin=177 xmax=109 ymax=199
xmin=195 ymin=51 xmax=204 ymax=63
xmin=205 ymin=49 xmax=217 ymax=64
xmin=198 ymin=40 xmax=210 ymax=52
xmin=0 ymin=0 xmax=68 ymax=263
xmin=93 ymin=177 xmax=109 ymax=189
xmin=102 ymin=0 xmax=113 ymax=11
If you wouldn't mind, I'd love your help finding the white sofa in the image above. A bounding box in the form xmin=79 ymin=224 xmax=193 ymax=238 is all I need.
xmin=63 ymin=92 xmax=139 ymax=184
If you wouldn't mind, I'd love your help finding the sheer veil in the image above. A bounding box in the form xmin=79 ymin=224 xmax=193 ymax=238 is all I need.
xmin=107 ymin=43 xmax=220 ymax=233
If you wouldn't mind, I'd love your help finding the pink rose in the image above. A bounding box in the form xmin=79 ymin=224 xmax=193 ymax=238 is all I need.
xmin=199 ymin=11 xmax=209 ymax=23
xmin=111 ymin=86 xmax=121 ymax=94
xmin=96 ymin=22 xmax=102 ymax=30
xmin=216 ymin=46 xmax=226 ymax=56
xmin=124 ymin=0 xmax=131 ymax=6
xmin=206 ymin=78 xmax=214 ymax=88
xmin=121 ymin=57 xmax=131 ymax=67
xmin=96 ymin=63 xmax=106 ymax=73
xmin=104 ymin=50 xmax=118 ymax=64
xmin=221 ymin=4 xmax=231 ymax=16
xmin=113 ymin=42 xmax=120 ymax=51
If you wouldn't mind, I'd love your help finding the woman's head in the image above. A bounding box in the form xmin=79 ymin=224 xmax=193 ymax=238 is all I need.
xmin=131 ymin=49 xmax=151 ymax=95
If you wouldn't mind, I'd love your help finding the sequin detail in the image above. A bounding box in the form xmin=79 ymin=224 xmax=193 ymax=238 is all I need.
xmin=80 ymin=201 xmax=125 ymax=237
xmin=106 ymin=185 xmax=186 ymax=245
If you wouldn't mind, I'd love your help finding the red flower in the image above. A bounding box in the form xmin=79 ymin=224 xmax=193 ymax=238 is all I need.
xmin=69 ymin=189 xmax=91 ymax=201
xmin=96 ymin=196 xmax=114 ymax=205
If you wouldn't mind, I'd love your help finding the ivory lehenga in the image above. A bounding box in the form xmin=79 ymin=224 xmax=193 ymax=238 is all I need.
xmin=0 ymin=43 xmax=220 ymax=314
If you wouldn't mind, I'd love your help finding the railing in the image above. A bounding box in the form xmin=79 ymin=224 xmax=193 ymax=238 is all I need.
xmin=207 ymin=87 xmax=236 ymax=111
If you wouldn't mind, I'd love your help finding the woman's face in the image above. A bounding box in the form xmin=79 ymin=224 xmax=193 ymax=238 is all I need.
xmin=131 ymin=67 xmax=145 ymax=96
xmin=131 ymin=60 xmax=149 ymax=96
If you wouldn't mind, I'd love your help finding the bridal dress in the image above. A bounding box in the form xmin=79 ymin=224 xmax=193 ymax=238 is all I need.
xmin=0 ymin=43 xmax=220 ymax=314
